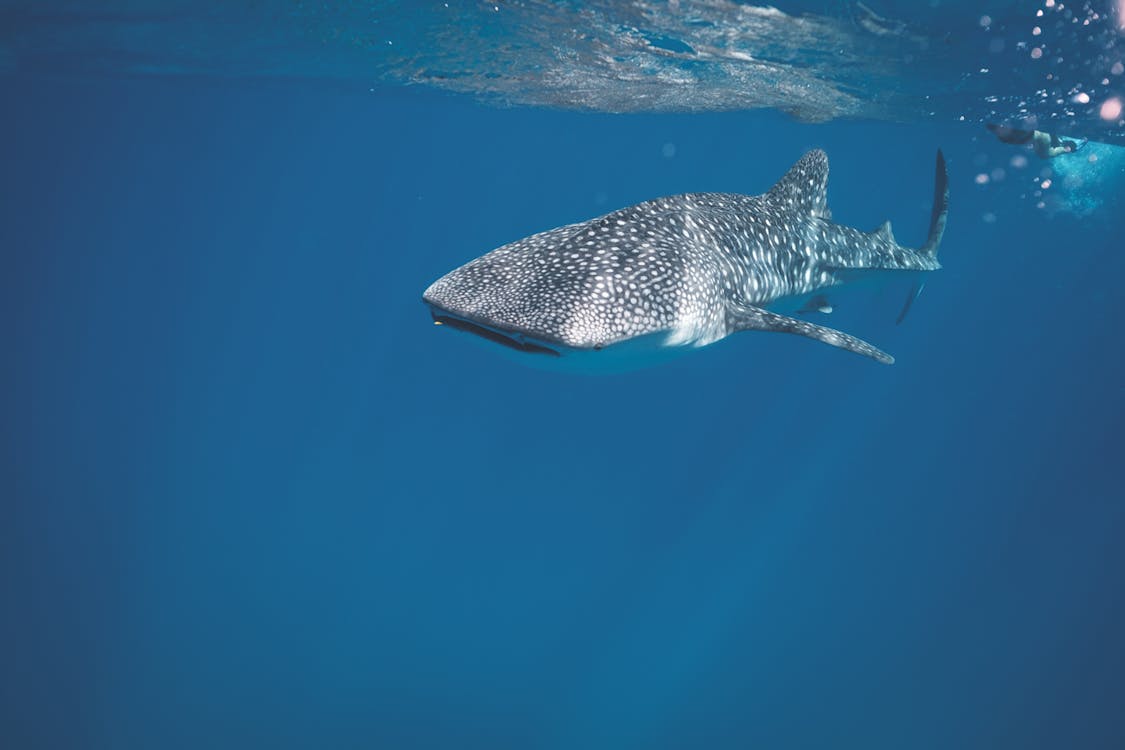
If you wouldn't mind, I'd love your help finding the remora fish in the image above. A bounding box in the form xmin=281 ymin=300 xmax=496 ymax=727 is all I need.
xmin=423 ymin=149 xmax=948 ymax=368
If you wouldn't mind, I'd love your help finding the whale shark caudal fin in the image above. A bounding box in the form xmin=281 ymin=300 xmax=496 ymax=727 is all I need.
xmin=897 ymin=149 xmax=949 ymax=325
xmin=766 ymin=149 xmax=830 ymax=218
xmin=728 ymin=300 xmax=894 ymax=365
xmin=895 ymin=281 xmax=925 ymax=325
xmin=921 ymin=149 xmax=949 ymax=258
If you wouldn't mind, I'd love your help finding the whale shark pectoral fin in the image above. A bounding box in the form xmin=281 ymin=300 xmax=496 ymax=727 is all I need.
xmin=728 ymin=302 xmax=894 ymax=364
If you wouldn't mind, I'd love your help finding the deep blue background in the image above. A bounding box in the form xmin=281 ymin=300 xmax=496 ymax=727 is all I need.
xmin=3 ymin=72 xmax=1125 ymax=749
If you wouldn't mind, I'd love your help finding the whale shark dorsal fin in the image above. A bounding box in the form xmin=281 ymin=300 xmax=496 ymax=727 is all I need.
xmin=766 ymin=149 xmax=830 ymax=218
xmin=875 ymin=220 xmax=895 ymax=242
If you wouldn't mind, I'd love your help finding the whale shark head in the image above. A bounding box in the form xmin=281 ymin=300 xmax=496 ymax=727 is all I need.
xmin=423 ymin=208 xmax=691 ymax=358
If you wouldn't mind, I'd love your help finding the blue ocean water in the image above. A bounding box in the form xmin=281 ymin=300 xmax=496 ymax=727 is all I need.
xmin=3 ymin=2 xmax=1125 ymax=749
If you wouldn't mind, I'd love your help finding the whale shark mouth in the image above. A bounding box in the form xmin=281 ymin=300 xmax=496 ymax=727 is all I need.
xmin=427 ymin=308 xmax=562 ymax=357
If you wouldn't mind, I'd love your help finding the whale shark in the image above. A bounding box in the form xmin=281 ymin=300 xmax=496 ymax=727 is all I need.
xmin=423 ymin=149 xmax=948 ymax=368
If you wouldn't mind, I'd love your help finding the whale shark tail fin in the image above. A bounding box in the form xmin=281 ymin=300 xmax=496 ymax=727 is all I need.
xmin=897 ymin=150 xmax=947 ymax=325
xmin=895 ymin=281 xmax=925 ymax=325
xmin=920 ymin=149 xmax=948 ymax=259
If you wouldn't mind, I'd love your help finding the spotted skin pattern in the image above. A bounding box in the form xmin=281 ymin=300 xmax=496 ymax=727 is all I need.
xmin=423 ymin=150 xmax=948 ymax=365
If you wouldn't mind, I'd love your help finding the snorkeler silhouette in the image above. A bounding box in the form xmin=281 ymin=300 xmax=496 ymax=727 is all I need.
xmin=987 ymin=123 xmax=1087 ymax=159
